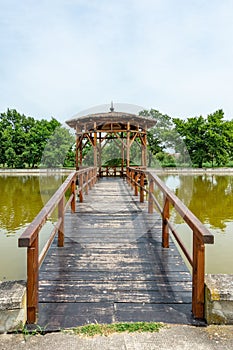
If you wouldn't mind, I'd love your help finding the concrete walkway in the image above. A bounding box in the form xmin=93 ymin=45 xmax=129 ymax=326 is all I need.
xmin=1 ymin=324 xmax=233 ymax=350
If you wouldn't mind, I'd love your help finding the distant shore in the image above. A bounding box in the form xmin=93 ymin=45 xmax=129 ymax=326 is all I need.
xmin=152 ymin=167 xmax=233 ymax=174
xmin=1 ymin=167 xmax=233 ymax=175
xmin=0 ymin=168 xmax=74 ymax=175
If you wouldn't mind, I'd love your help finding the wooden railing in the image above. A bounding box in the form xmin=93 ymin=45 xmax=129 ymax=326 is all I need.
xmin=99 ymin=166 xmax=125 ymax=177
xmin=18 ymin=167 xmax=97 ymax=324
xmin=126 ymin=167 xmax=214 ymax=319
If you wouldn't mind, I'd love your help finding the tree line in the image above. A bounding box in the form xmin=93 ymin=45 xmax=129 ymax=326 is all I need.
xmin=1 ymin=108 xmax=233 ymax=168
xmin=0 ymin=109 xmax=74 ymax=168
xmin=141 ymin=108 xmax=233 ymax=168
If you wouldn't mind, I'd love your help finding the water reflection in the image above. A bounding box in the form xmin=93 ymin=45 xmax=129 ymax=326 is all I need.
xmin=187 ymin=175 xmax=233 ymax=231
xmin=0 ymin=174 xmax=67 ymax=280
xmin=0 ymin=175 xmax=66 ymax=235
xmin=166 ymin=175 xmax=233 ymax=231
xmin=160 ymin=174 xmax=233 ymax=274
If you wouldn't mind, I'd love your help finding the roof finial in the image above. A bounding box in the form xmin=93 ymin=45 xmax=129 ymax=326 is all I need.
xmin=110 ymin=101 xmax=114 ymax=112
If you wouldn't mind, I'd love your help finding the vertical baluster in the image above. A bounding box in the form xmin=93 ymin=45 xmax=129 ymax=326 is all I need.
xmin=131 ymin=170 xmax=134 ymax=189
xmin=148 ymin=177 xmax=154 ymax=214
xmin=79 ymin=173 xmax=83 ymax=202
xmin=134 ymin=172 xmax=138 ymax=196
xmin=71 ymin=179 xmax=76 ymax=213
xmin=192 ymin=231 xmax=205 ymax=319
xmin=162 ymin=196 xmax=169 ymax=248
xmin=85 ymin=172 xmax=88 ymax=195
xmin=140 ymin=173 xmax=144 ymax=203
xmin=27 ymin=232 xmax=39 ymax=323
xmin=58 ymin=195 xmax=64 ymax=247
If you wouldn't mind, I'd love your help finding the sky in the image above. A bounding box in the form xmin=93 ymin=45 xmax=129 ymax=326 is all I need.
xmin=1 ymin=0 xmax=233 ymax=123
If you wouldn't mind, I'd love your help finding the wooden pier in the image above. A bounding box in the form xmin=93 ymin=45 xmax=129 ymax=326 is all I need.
xmin=37 ymin=177 xmax=194 ymax=330
xmin=19 ymin=167 xmax=214 ymax=328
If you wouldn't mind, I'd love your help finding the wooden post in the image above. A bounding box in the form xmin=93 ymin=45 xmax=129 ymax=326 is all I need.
xmin=76 ymin=134 xmax=82 ymax=170
xmin=71 ymin=180 xmax=76 ymax=213
xmin=131 ymin=170 xmax=134 ymax=189
xmin=90 ymin=169 xmax=93 ymax=188
xmin=89 ymin=169 xmax=92 ymax=189
xmin=58 ymin=195 xmax=64 ymax=247
xmin=126 ymin=122 xmax=130 ymax=167
xmin=140 ymin=173 xmax=144 ymax=203
xmin=98 ymin=132 xmax=102 ymax=176
xmin=121 ymin=141 xmax=124 ymax=177
xmin=79 ymin=173 xmax=83 ymax=202
xmin=134 ymin=172 xmax=138 ymax=196
xmin=141 ymin=132 xmax=147 ymax=167
xmin=27 ymin=233 xmax=39 ymax=323
xmin=162 ymin=196 xmax=169 ymax=248
xmin=192 ymin=231 xmax=205 ymax=319
xmin=75 ymin=129 xmax=79 ymax=170
xmin=148 ymin=177 xmax=154 ymax=214
xmin=85 ymin=171 xmax=88 ymax=195
xmin=94 ymin=123 xmax=97 ymax=167
xmin=126 ymin=168 xmax=130 ymax=184
xmin=94 ymin=167 xmax=97 ymax=184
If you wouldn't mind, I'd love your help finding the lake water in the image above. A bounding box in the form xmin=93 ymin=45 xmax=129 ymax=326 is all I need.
xmin=0 ymin=174 xmax=67 ymax=281
xmin=0 ymin=173 xmax=232 ymax=281
xmin=158 ymin=173 xmax=233 ymax=274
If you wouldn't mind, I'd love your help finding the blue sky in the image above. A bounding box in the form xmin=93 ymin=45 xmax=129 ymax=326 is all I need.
xmin=1 ymin=0 xmax=233 ymax=122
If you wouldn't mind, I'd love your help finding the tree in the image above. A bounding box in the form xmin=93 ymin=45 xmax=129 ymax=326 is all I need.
xmin=173 ymin=110 xmax=230 ymax=167
xmin=41 ymin=126 xmax=75 ymax=168
xmin=139 ymin=109 xmax=176 ymax=166
xmin=0 ymin=109 xmax=61 ymax=168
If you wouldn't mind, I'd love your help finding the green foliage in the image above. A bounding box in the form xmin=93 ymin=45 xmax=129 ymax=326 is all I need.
xmin=155 ymin=152 xmax=176 ymax=167
xmin=41 ymin=127 xmax=75 ymax=168
xmin=70 ymin=322 xmax=164 ymax=337
xmin=0 ymin=109 xmax=75 ymax=168
xmin=15 ymin=322 xmax=47 ymax=341
xmin=173 ymin=110 xmax=231 ymax=167
xmin=139 ymin=109 xmax=176 ymax=166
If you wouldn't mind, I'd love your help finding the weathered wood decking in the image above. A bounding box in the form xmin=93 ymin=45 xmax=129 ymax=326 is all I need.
xmin=38 ymin=178 xmax=197 ymax=330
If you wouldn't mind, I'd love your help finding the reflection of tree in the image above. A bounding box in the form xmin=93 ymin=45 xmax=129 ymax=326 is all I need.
xmin=188 ymin=175 xmax=233 ymax=231
xmin=0 ymin=175 xmax=66 ymax=235
xmin=166 ymin=175 xmax=233 ymax=231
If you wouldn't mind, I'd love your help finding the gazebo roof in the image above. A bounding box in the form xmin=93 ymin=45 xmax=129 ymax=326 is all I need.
xmin=66 ymin=109 xmax=156 ymax=131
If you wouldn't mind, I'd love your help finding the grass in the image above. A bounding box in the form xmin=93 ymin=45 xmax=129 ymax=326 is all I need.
xmin=15 ymin=321 xmax=164 ymax=339
xmin=69 ymin=322 xmax=164 ymax=337
xmin=15 ymin=323 xmax=47 ymax=341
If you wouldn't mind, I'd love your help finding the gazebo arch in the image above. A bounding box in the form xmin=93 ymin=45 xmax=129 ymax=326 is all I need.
xmin=66 ymin=103 xmax=156 ymax=176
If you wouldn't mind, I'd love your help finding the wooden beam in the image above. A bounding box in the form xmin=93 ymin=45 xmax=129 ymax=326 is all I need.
xmin=94 ymin=122 xmax=97 ymax=167
xmin=141 ymin=133 xmax=147 ymax=167
xmin=126 ymin=122 xmax=130 ymax=167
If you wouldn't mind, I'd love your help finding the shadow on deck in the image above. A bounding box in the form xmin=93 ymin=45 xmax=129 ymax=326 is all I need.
xmin=38 ymin=178 xmax=200 ymax=330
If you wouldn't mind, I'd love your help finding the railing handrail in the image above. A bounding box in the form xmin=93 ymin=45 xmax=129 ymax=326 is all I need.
xmin=18 ymin=166 xmax=97 ymax=324
xmin=127 ymin=166 xmax=214 ymax=320
xmin=18 ymin=171 xmax=76 ymax=247
xmin=127 ymin=167 xmax=214 ymax=245
xmin=18 ymin=167 xmax=96 ymax=248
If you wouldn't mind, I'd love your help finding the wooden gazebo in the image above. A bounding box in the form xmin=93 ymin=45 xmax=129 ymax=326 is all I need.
xmin=66 ymin=103 xmax=156 ymax=176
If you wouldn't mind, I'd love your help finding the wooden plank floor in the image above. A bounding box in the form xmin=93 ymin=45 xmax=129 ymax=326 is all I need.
xmin=38 ymin=177 xmax=199 ymax=330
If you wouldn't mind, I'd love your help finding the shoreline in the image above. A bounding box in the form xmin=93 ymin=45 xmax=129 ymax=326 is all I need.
xmin=1 ymin=167 xmax=233 ymax=175
xmin=0 ymin=168 xmax=74 ymax=175
xmin=152 ymin=167 xmax=233 ymax=174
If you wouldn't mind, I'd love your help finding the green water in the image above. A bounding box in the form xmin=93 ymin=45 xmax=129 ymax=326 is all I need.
xmin=159 ymin=174 xmax=233 ymax=274
xmin=0 ymin=174 xmax=66 ymax=281
xmin=0 ymin=173 xmax=233 ymax=281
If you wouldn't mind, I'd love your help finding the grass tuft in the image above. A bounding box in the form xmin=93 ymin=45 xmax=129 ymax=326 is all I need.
xmin=70 ymin=322 xmax=164 ymax=337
